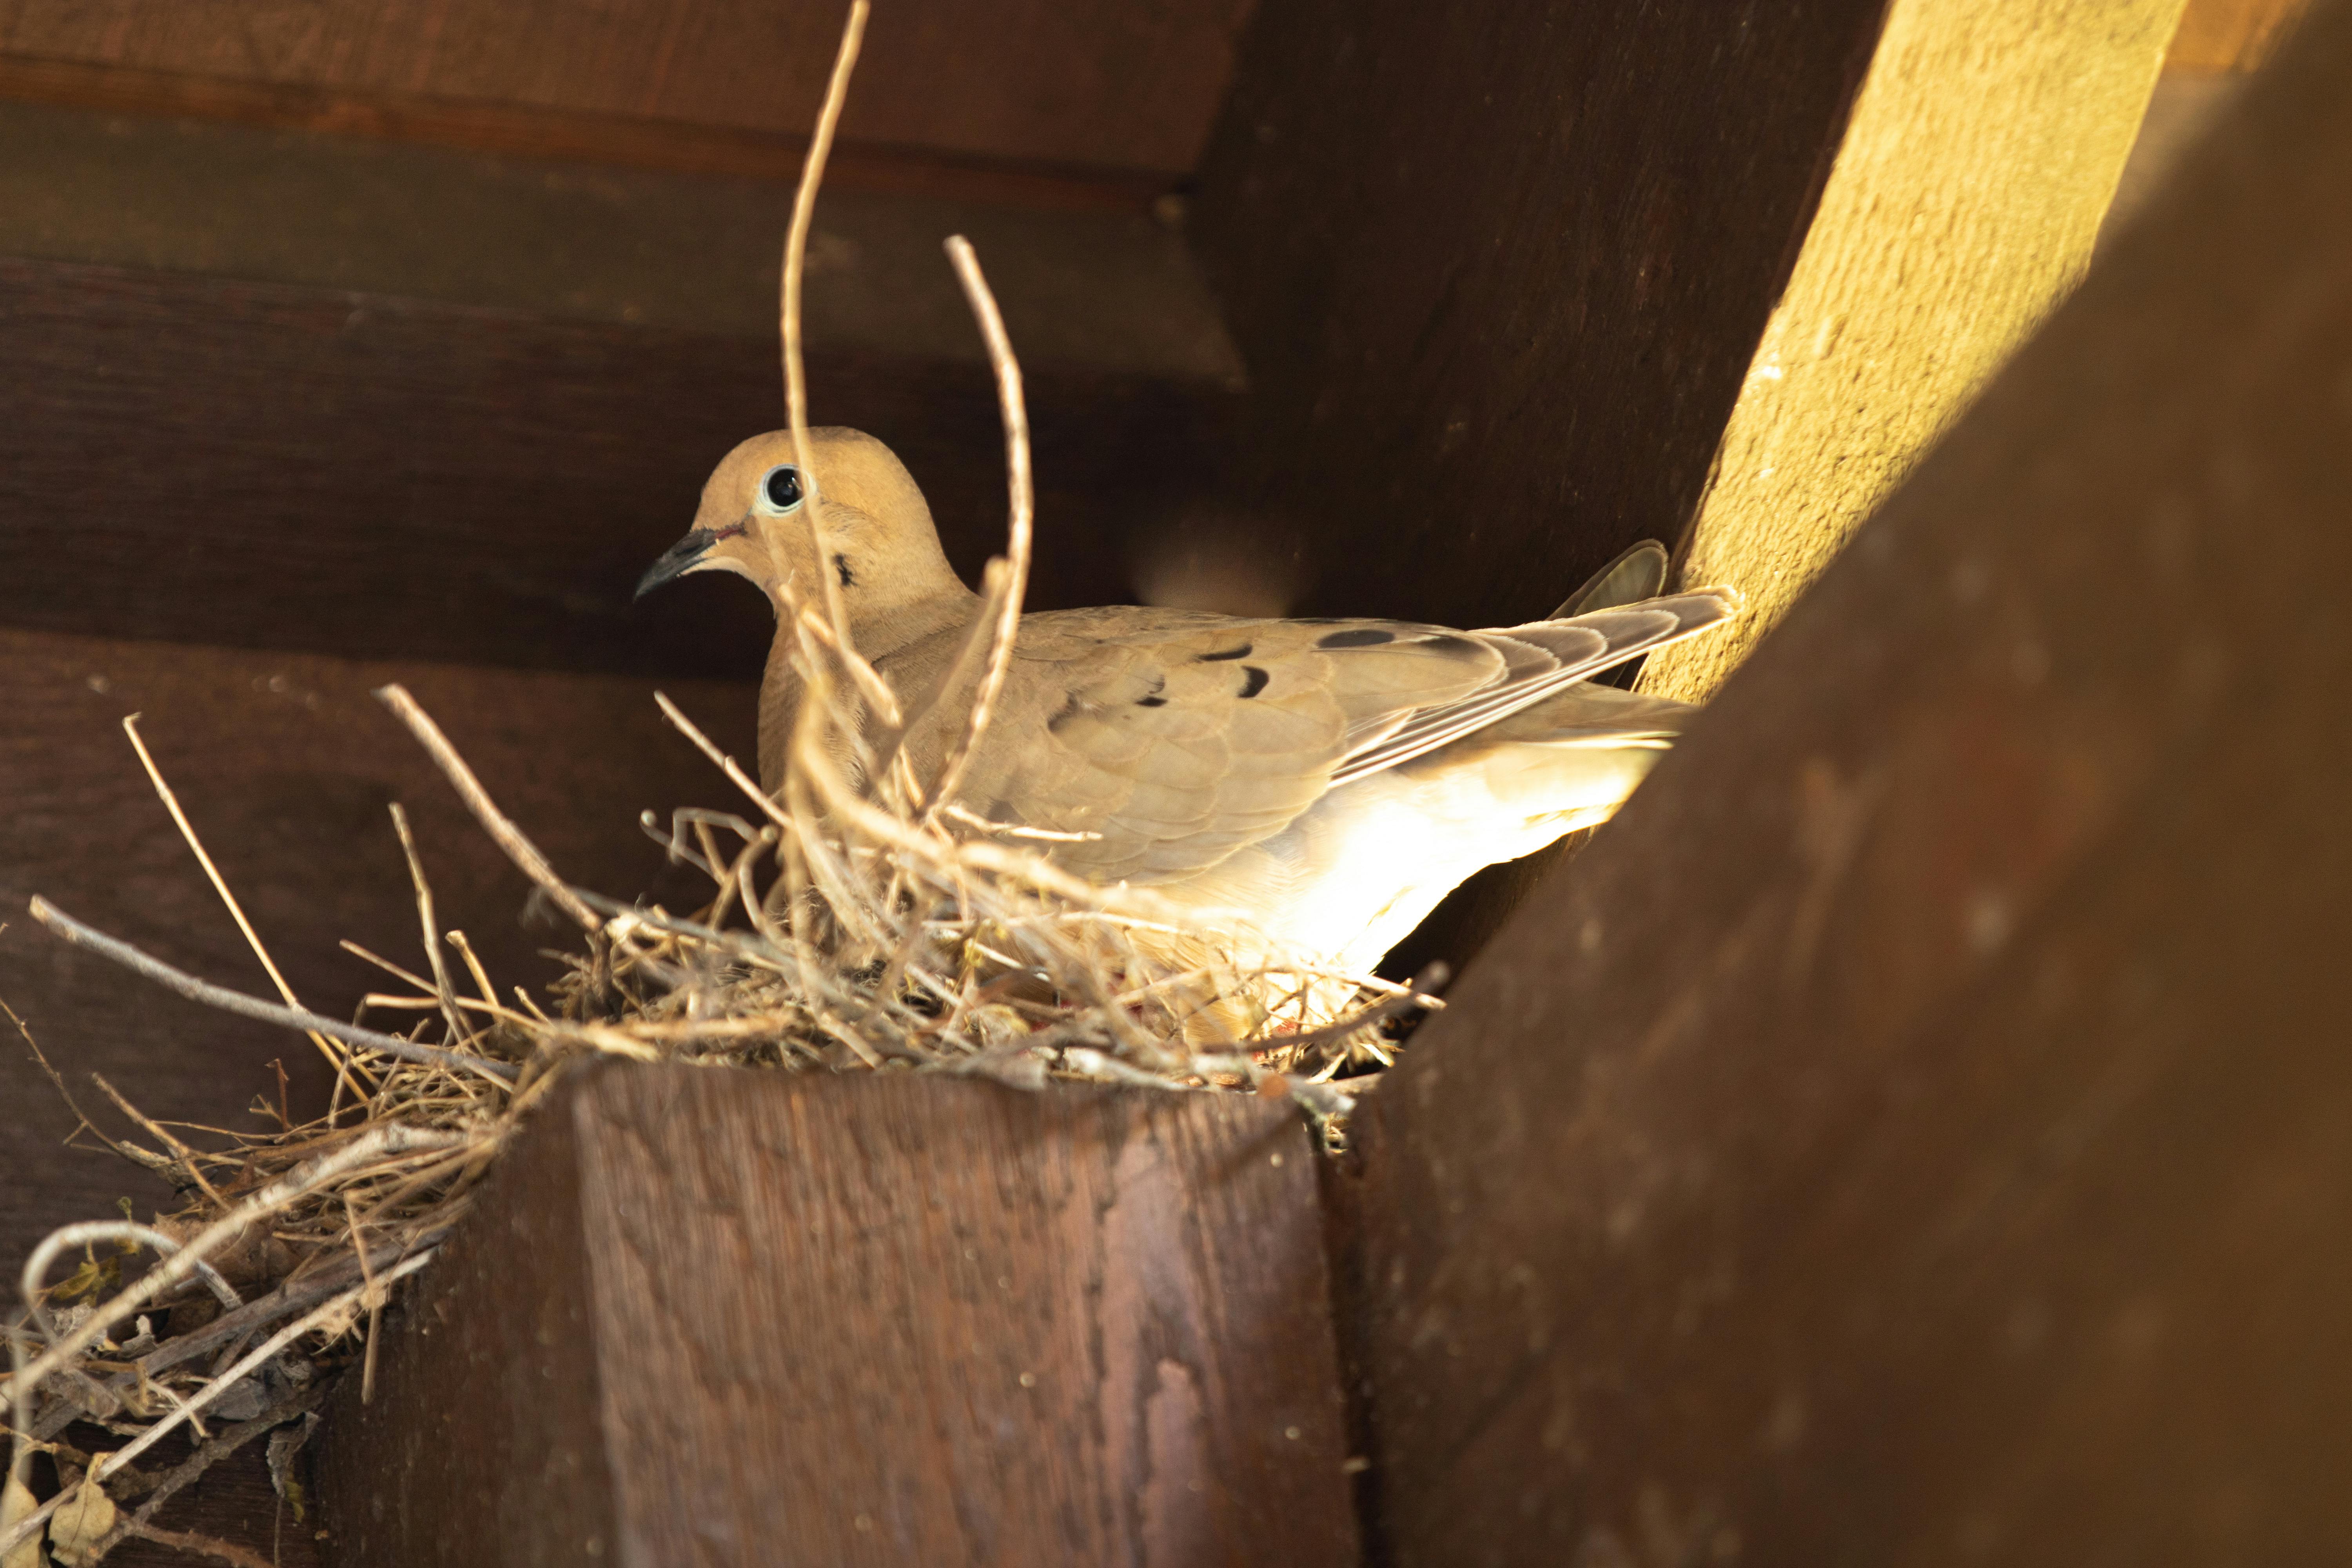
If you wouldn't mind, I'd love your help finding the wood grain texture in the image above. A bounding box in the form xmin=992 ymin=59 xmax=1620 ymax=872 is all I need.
xmin=1347 ymin=1 xmax=2352 ymax=1558
xmin=0 ymin=0 xmax=1255 ymax=177
xmin=320 ymin=1066 xmax=1359 ymax=1568
xmin=0 ymin=98 xmax=1241 ymax=377
xmin=1637 ymin=0 xmax=2182 ymax=706
xmin=0 ymin=53 xmax=1170 ymax=211
xmin=1188 ymin=0 xmax=1889 ymax=634
xmin=0 ymin=256 xmax=1239 ymax=679
xmin=0 ymin=626 xmax=753 ymax=1269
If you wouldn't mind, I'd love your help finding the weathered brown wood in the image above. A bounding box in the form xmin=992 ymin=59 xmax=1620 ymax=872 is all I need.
xmin=1189 ymin=0 xmax=1888 ymax=633
xmin=317 ymin=1065 xmax=1359 ymax=1568
xmin=0 ymin=98 xmax=1242 ymax=376
xmin=0 ymin=256 xmax=1238 ymax=678
xmin=0 ymin=0 xmax=1254 ymax=178
xmin=1345 ymin=2 xmax=2352 ymax=1560
xmin=0 ymin=54 xmax=1168 ymax=212
xmin=0 ymin=626 xmax=753 ymax=1267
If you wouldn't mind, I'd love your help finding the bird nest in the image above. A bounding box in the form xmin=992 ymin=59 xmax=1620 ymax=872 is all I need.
xmin=2 ymin=663 xmax=1425 ymax=1564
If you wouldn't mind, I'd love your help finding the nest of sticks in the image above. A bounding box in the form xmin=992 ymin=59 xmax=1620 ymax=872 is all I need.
xmin=1 ymin=9 xmax=1437 ymax=1560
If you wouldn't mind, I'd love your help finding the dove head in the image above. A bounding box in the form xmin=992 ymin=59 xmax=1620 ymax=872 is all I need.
xmin=636 ymin=427 xmax=967 ymax=646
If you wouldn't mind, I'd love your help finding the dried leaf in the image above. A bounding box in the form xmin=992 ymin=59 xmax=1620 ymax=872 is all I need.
xmin=3 ymin=1474 xmax=47 ymax=1568
xmin=46 ymin=1461 xmax=117 ymax=1568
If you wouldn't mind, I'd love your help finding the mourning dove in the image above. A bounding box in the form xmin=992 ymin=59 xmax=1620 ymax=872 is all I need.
xmin=638 ymin=428 xmax=1734 ymax=1010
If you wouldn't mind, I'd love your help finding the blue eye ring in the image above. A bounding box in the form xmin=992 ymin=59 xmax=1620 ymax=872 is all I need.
xmin=756 ymin=465 xmax=805 ymax=515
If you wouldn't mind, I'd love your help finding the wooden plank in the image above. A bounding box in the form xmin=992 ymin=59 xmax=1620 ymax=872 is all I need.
xmin=0 ymin=54 xmax=1169 ymax=213
xmin=1637 ymin=0 xmax=2181 ymax=706
xmin=316 ymin=1065 xmax=1360 ymax=1567
xmin=0 ymin=98 xmax=1242 ymax=375
xmin=1187 ymin=0 xmax=1894 ymax=635
xmin=1343 ymin=1 xmax=2352 ymax=1558
xmin=0 ymin=0 xmax=1255 ymax=178
xmin=0 ymin=256 xmax=1238 ymax=677
xmin=0 ymin=626 xmax=754 ymax=1267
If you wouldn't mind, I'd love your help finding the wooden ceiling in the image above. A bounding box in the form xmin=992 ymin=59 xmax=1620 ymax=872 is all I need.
xmin=0 ymin=0 xmax=1260 ymax=200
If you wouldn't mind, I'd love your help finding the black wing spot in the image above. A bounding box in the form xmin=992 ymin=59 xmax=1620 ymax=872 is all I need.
xmin=1318 ymin=627 xmax=1396 ymax=648
xmin=1238 ymin=666 xmax=1270 ymax=699
xmin=1421 ymin=634 xmax=1482 ymax=656
xmin=1194 ymin=642 xmax=1254 ymax=662
xmin=833 ymin=553 xmax=856 ymax=587
xmin=1138 ymin=695 xmax=1168 ymax=708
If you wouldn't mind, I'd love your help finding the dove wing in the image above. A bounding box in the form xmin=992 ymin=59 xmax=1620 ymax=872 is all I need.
xmin=940 ymin=592 xmax=1731 ymax=883
xmin=950 ymin=609 xmax=1506 ymax=882
xmin=1327 ymin=590 xmax=1737 ymax=786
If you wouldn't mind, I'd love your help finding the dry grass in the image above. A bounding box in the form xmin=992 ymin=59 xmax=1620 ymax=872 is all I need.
xmin=0 ymin=8 xmax=1436 ymax=1558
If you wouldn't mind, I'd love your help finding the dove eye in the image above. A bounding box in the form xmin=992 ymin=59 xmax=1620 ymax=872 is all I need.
xmin=755 ymin=465 xmax=805 ymax=515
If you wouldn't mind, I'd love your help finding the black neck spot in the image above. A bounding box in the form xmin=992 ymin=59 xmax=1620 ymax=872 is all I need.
xmin=834 ymin=554 xmax=856 ymax=588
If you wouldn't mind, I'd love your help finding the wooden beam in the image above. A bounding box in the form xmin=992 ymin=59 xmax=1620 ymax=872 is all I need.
xmin=1345 ymin=0 xmax=2352 ymax=1557
xmin=1189 ymin=0 xmax=1896 ymax=633
xmin=316 ymin=1066 xmax=1360 ymax=1567
xmin=0 ymin=97 xmax=1241 ymax=374
xmin=0 ymin=256 xmax=1238 ymax=678
xmin=0 ymin=0 xmax=1254 ymax=179
xmin=1637 ymin=0 xmax=2182 ymax=704
xmin=0 ymin=626 xmax=753 ymax=1266
xmin=0 ymin=53 xmax=1168 ymax=213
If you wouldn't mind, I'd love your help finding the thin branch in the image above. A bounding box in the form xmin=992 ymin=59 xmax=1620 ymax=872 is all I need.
xmin=783 ymin=0 xmax=871 ymax=655
xmin=371 ymin=685 xmax=600 ymax=933
xmin=388 ymin=803 xmax=468 ymax=1048
xmin=923 ymin=236 xmax=1034 ymax=825
xmin=87 ymin=1075 xmax=231 ymax=1214
xmin=28 ymin=900 xmax=514 ymax=1083
xmin=122 ymin=715 xmax=352 ymax=1080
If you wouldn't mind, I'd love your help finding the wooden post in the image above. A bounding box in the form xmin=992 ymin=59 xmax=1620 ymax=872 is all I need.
xmin=1639 ymin=0 xmax=2183 ymax=704
xmin=1345 ymin=2 xmax=2352 ymax=1560
xmin=316 ymin=1066 xmax=1360 ymax=1567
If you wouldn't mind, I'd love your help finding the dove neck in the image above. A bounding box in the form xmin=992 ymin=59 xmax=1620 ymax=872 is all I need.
xmin=842 ymin=580 xmax=982 ymax=665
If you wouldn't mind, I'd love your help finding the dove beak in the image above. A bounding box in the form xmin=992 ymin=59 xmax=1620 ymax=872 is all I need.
xmin=635 ymin=527 xmax=719 ymax=601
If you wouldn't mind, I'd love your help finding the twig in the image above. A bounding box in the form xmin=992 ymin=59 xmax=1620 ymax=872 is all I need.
xmin=88 ymin=1073 xmax=231 ymax=1214
xmin=135 ymin=1234 xmax=443 ymax=1383
xmin=923 ymin=236 xmax=1034 ymax=826
xmin=388 ymin=804 xmax=468 ymax=1049
xmin=2 ymin=992 xmax=132 ymax=1162
xmin=371 ymin=685 xmax=600 ymax=933
xmin=117 ymin=1523 xmax=278 ymax=1568
xmin=29 ymin=899 xmax=514 ymax=1083
xmin=772 ymin=0 xmax=902 ymax=734
xmin=3 ymin=1264 xmax=421 ymax=1559
xmin=4 ymin=1129 xmax=459 ymax=1408
xmin=122 ymin=715 xmax=351 ymax=1080
xmin=1256 ymin=962 xmax=1449 ymax=1054
xmin=84 ymin=1383 xmax=331 ymax=1563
